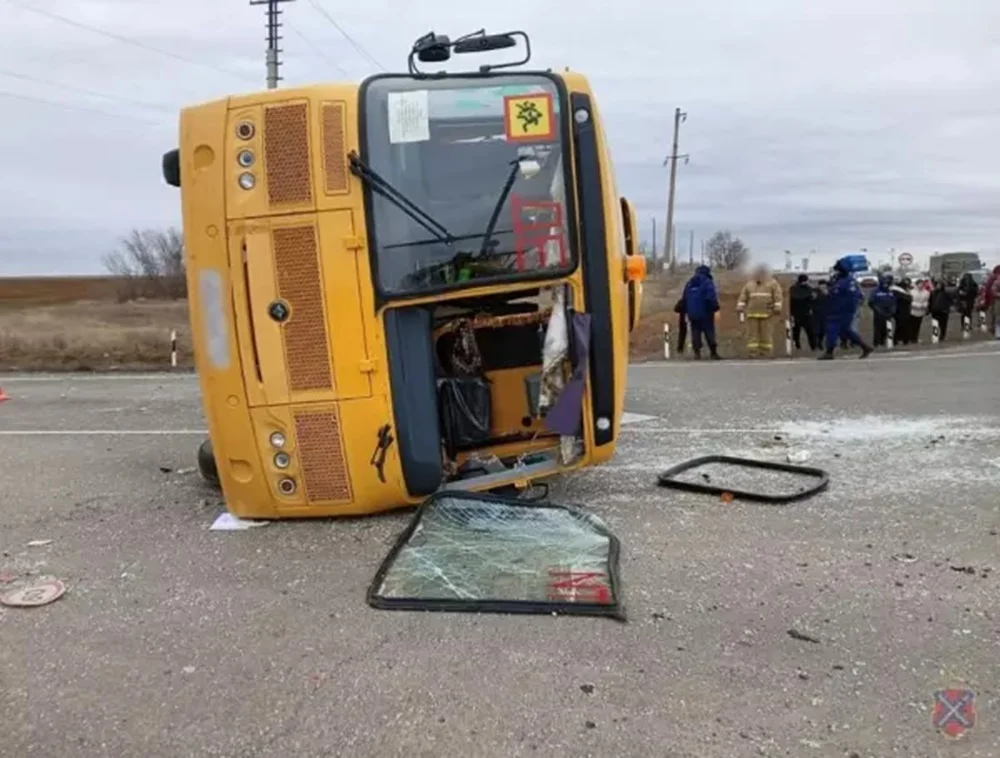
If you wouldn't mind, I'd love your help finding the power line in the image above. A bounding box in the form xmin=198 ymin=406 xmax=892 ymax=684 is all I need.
xmin=305 ymin=0 xmax=385 ymax=71
xmin=0 ymin=67 xmax=175 ymax=114
xmin=5 ymin=0 xmax=258 ymax=84
xmin=0 ymin=88 xmax=166 ymax=125
xmin=287 ymin=23 xmax=348 ymax=77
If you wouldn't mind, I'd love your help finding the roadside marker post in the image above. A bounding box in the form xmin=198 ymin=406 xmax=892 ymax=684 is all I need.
xmin=663 ymin=323 xmax=671 ymax=360
xmin=962 ymin=315 xmax=971 ymax=340
xmin=931 ymin=319 xmax=941 ymax=344
xmin=784 ymin=319 xmax=792 ymax=356
xmin=170 ymin=330 xmax=178 ymax=369
xmin=979 ymin=311 xmax=988 ymax=334
xmin=886 ymin=319 xmax=895 ymax=350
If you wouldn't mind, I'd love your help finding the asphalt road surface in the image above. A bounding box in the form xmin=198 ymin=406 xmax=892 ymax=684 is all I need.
xmin=2 ymin=343 xmax=999 ymax=758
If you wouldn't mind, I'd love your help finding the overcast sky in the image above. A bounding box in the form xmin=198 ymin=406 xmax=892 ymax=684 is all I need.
xmin=1 ymin=0 xmax=998 ymax=275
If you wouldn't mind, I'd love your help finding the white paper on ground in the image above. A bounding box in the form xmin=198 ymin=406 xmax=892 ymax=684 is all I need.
xmin=387 ymin=90 xmax=430 ymax=143
xmin=209 ymin=512 xmax=270 ymax=531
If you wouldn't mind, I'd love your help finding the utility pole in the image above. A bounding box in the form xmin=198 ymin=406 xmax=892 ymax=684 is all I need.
xmin=651 ymin=218 xmax=657 ymax=266
xmin=662 ymin=107 xmax=689 ymax=270
xmin=250 ymin=0 xmax=295 ymax=89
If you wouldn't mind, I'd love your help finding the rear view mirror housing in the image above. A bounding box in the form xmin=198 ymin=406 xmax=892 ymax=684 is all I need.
xmin=413 ymin=32 xmax=452 ymax=64
xmin=453 ymin=33 xmax=517 ymax=55
xmin=408 ymin=29 xmax=531 ymax=76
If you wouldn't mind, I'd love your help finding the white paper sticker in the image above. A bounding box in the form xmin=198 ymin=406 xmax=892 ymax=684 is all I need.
xmin=387 ymin=90 xmax=430 ymax=144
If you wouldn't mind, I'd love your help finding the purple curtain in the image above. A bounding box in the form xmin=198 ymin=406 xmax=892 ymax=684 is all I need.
xmin=543 ymin=312 xmax=591 ymax=436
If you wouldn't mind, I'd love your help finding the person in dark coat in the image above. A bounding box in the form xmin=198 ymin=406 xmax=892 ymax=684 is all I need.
xmin=811 ymin=280 xmax=830 ymax=351
xmin=788 ymin=274 xmax=816 ymax=350
xmin=818 ymin=257 xmax=873 ymax=360
xmin=867 ymin=275 xmax=896 ymax=348
xmin=673 ymin=296 xmax=688 ymax=354
xmin=891 ymin=278 xmax=914 ymax=344
xmin=929 ymin=279 xmax=955 ymax=341
xmin=681 ymin=264 xmax=721 ymax=359
xmin=956 ymin=272 xmax=979 ymax=331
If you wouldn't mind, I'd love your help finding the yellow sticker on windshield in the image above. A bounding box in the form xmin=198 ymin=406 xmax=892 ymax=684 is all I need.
xmin=503 ymin=92 xmax=555 ymax=142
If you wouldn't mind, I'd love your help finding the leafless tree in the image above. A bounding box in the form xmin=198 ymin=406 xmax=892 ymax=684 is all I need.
xmin=103 ymin=228 xmax=186 ymax=300
xmin=705 ymin=230 xmax=750 ymax=270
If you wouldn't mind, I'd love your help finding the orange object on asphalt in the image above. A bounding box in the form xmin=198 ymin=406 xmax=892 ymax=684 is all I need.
xmin=0 ymin=387 xmax=9 ymax=403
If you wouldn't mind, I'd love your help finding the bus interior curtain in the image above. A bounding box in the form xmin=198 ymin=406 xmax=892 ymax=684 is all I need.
xmin=542 ymin=311 xmax=591 ymax=437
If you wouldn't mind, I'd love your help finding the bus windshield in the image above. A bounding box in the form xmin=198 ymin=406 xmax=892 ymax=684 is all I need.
xmin=361 ymin=74 xmax=575 ymax=296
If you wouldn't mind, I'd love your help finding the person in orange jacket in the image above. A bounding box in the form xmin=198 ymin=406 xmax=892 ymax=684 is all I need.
xmin=737 ymin=264 xmax=783 ymax=357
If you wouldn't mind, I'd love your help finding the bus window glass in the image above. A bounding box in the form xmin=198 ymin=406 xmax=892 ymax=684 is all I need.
xmin=362 ymin=76 xmax=575 ymax=296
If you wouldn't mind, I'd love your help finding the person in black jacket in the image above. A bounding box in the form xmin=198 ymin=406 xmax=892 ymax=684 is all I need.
xmin=956 ymin=272 xmax=979 ymax=331
xmin=867 ymin=275 xmax=896 ymax=347
xmin=811 ymin=280 xmax=830 ymax=351
xmin=788 ymin=274 xmax=816 ymax=350
xmin=928 ymin=279 xmax=954 ymax=341
xmin=891 ymin=278 xmax=914 ymax=344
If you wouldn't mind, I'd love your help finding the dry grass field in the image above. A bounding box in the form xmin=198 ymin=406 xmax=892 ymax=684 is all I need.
xmin=0 ymin=273 xmax=989 ymax=371
xmin=0 ymin=277 xmax=191 ymax=371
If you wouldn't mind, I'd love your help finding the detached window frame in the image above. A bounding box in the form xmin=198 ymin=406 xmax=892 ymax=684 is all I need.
xmin=358 ymin=72 xmax=579 ymax=304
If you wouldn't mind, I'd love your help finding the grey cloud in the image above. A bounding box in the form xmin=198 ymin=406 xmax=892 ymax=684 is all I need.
xmin=1 ymin=0 xmax=997 ymax=276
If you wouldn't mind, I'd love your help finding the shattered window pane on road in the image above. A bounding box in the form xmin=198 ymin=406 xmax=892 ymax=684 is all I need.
xmin=369 ymin=493 xmax=624 ymax=619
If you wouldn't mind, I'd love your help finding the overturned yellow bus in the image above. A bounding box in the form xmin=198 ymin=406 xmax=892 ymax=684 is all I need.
xmin=162 ymin=30 xmax=645 ymax=519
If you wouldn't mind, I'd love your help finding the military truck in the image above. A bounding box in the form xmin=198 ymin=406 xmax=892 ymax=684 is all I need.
xmin=929 ymin=252 xmax=982 ymax=282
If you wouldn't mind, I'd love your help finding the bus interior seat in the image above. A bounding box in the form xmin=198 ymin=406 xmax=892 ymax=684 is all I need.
xmin=383 ymin=306 xmax=443 ymax=496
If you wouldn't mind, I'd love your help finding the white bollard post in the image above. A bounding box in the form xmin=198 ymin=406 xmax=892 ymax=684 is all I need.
xmin=170 ymin=330 xmax=178 ymax=368
xmin=784 ymin=318 xmax=793 ymax=355
xmin=738 ymin=311 xmax=746 ymax=324
xmin=886 ymin=319 xmax=895 ymax=350
xmin=930 ymin=318 xmax=940 ymax=345
xmin=663 ymin=322 xmax=671 ymax=360
xmin=979 ymin=310 xmax=988 ymax=333
xmin=962 ymin=315 xmax=971 ymax=340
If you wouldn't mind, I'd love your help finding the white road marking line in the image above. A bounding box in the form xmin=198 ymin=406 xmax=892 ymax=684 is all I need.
xmin=620 ymin=427 xmax=1000 ymax=436
xmin=632 ymin=345 xmax=1000 ymax=369
xmin=0 ymin=373 xmax=197 ymax=382
xmin=0 ymin=430 xmax=206 ymax=437
xmin=620 ymin=412 xmax=658 ymax=425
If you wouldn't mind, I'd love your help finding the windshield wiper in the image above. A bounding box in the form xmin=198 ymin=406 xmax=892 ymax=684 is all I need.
xmin=382 ymin=228 xmax=515 ymax=251
xmin=348 ymin=151 xmax=454 ymax=245
xmin=479 ymin=158 xmax=524 ymax=257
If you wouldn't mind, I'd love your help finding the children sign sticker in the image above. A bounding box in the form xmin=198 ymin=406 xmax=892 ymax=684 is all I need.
xmin=503 ymin=92 xmax=555 ymax=142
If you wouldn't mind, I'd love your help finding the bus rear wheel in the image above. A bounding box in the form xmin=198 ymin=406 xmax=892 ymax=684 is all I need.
xmin=198 ymin=439 xmax=220 ymax=488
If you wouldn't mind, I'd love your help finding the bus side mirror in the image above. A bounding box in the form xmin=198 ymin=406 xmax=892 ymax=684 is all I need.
xmin=620 ymin=196 xmax=644 ymax=332
xmin=163 ymin=149 xmax=180 ymax=188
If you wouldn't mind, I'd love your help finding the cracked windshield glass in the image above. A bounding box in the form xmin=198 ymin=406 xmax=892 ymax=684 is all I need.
xmin=362 ymin=76 xmax=573 ymax=295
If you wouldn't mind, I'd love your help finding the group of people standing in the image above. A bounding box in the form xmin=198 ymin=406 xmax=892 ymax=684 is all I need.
xmin=731 ymin=258 xmax=873 ymax=359
xmin=673 ymin=261 xmax=1000 ymax=361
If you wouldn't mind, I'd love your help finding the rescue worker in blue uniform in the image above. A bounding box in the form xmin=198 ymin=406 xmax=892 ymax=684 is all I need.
xmin=682 ymin=264 xmax=721 ymax=359
xmin=867 ymin=274 xmax=897 ymax=348
xmin=819 ymin=257 xmax=873 ymax=360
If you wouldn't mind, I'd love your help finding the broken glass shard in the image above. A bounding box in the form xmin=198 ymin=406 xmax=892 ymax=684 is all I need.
xmin=368 ymin=492 xmax=624 ymax=619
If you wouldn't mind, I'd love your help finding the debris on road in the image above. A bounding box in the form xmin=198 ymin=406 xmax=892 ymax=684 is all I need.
xmin=580 ymin=684 xmax=595 ymax=694
xmin=892 ymin=553 xmax=918 ymax=563
xmin=209 ymin=512 xmax=270 ymax=531
xmin=786 ymin=450 xmax=812 ymax=464
xmin=0 ymin=578 xmax=66 ymax=608
xmin=26 ymin=540 xmax=53 ymax=547
xmin=368 ymin=491 xmax=625 ymax=620
xmin=787 ymin=628 xmax=821 ymax=644
xmin=658 ymin=455 xmax=829 ymax=504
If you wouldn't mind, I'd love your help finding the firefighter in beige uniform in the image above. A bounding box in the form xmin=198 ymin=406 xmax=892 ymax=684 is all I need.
xmin=737 ymin=265 xmax=784 ymax=357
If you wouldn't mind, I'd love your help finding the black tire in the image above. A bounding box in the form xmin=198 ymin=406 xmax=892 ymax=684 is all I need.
xmin=197 ymin=439 xmax=221 ymax=489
